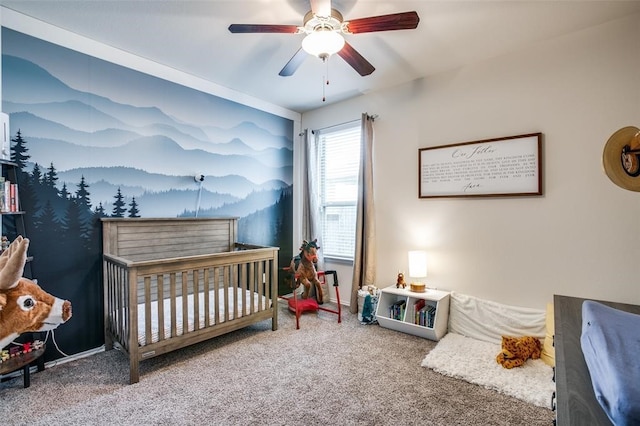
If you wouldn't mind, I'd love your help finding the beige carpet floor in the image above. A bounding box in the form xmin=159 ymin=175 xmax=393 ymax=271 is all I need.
xmin=0 ymin=300 xmax=554 ymax=425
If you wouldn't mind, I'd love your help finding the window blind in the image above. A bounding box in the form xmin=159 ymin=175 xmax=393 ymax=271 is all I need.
xmin=317 ymin=123 xmax=361 ymax=260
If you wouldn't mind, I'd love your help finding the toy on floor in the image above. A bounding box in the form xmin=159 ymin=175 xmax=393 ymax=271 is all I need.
xmin=289 ymin=239 xmax=324 ymax=304
xmin=0 ymin=236 xmax=72 ymax=349
xmin=495 ymin=335 xmax=541 ymax=369
xmin=360 ymin=286 xmax=380 ymax=324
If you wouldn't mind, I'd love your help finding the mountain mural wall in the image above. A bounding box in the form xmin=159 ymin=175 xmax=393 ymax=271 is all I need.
xmin=1 ymin=28 xmax=294 ymax=360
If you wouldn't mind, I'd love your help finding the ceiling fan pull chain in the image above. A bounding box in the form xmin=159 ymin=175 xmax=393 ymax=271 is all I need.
xmin=322 ymin=73 xmax=326 ymax=102
xmin=326 ymin=56 xmax=330 ymax=86
xmin=322 ymin=57 xmax=330 ymax=102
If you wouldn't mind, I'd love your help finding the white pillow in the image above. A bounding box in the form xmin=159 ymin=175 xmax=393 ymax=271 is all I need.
xmin=448 ymin=291 xmax=545 ymax=345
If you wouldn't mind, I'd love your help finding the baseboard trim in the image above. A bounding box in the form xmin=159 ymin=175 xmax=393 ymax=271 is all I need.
xmin=44 ymin=345 xmax=106 ymax=368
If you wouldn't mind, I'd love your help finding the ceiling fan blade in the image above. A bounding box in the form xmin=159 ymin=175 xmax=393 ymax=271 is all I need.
xmin=337 ymin=42 xmax=375 ymax=76
xmin=310 ymin=0 xmax=332 ymax=17
xmin=279 ymin=48 xmax=308 ymax=77
xmin=345 ymin=11 xmax=420 ymax=34
xmin=228 ymin=24 xmax=299 ymax=34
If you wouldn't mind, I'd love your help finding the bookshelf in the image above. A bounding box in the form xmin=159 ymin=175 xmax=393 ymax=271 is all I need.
xmin=375 ymin=285 xmax=450 ymax=341
xmin=0 ymin=159 xmax=32 ymax=277
xmin=0 ymin=159 xmax=22 ymax=215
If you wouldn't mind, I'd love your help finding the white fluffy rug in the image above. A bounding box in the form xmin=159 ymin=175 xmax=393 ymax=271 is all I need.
xmin=422 ymin=332 xmax=555 ymax=408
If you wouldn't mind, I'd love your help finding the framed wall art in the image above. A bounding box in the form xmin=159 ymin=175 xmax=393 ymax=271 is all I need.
xmin=419 ymin=133 xmax=542 ymax=198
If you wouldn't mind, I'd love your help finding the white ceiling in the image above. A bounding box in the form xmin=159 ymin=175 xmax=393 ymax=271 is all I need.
xmin=2 ymin=0 xmax=640 ymax=114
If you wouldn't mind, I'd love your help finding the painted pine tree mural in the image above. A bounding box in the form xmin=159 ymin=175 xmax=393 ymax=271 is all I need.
xmin=8 ymin=130 xmax=148 ymax=355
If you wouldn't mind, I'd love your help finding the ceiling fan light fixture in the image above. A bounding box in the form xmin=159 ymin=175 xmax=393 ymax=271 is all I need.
xmin=230 ymin=8 xmax=418 ymax=77
xmin=301 ymin=29 xmax=345 ymax=58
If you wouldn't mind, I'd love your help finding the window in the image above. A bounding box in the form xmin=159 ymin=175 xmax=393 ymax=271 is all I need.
xmin=316 ymin=122 xmax=361 ymax=261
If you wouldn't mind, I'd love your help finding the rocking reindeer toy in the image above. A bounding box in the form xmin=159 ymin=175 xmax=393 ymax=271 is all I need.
xmin=0 ymin=236 xmax=72 ymax=350
xmin=289 ymin=239 xmax=325 ymax=304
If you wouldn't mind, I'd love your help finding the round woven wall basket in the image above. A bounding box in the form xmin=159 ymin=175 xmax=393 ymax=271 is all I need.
xmin=602 ymin=126 xmax=640 ymax=192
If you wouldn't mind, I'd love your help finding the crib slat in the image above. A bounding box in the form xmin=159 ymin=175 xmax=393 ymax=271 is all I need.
xmin=249 ymin=262 xmax=255 ymax=315
xmin=241 ymin=263 xmax=248 ymax=316
xmin=257 ymin=261 xmax=264 ymax=311
xmin=223 ymin=267 xmax=230 ymax=322
xmin=157 ymin=275 xmax=165 ymax=341
xmin=115 ymin=263 xmax=124 ymax=347
xmin=170 ymin=273 xmax=177 ymax=338
xmin=232 ymin=265 xmax=239 ymax=320
xmin=204 ymin=268 xmax=211 ymax=328
xmin=193 ymin=269 xmax=200 ymax=331
xmin=181 ymin=271 xmax=188 ymax=334
xmin=214 ymin=267 xmax=220 ymax=325
xmin=144 ymin=276 xmax=152 ymax=346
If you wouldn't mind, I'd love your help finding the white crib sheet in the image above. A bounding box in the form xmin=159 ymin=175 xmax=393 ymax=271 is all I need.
xmin=137 ymin=287 xmax=267 ymax=346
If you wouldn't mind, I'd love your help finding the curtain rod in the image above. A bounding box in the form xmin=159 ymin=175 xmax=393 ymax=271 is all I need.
xmin=309 ymin=113 xmax=378 ymax=134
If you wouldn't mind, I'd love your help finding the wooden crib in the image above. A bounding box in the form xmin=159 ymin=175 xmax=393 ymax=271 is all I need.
xmin=102 ymin=217 xmax=279 ymax=384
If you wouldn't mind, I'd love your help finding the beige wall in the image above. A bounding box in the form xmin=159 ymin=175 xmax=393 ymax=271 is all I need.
xmin=302 ymin=14 xmax=640 ymax=309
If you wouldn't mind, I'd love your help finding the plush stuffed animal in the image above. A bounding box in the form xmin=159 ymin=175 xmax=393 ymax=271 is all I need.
xmin=496 ymin=335 xmax=542 ymax=369
xmin=0 ymin=236 xmax=72 ymax=349
xmin=289 ymin=239 xmax=324 ymax=304
xmin=396 ymin=272 xmax=406 ymax=289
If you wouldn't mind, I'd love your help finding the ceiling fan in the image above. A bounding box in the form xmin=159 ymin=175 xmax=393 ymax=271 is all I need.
xmin=228 ymin=0 xmax=419 ymax=77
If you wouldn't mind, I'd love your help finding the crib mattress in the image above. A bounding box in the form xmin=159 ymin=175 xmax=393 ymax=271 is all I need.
xmin=138 ymin=287 xmax=267 ymax=346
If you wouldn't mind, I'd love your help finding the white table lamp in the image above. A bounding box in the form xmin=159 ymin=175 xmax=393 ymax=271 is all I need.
xmin=408 ymin=250 xmax=428 ymax=292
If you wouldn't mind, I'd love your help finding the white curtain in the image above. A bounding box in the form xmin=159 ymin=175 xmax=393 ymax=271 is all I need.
xmin=350 ymin=113 xmax=376 ymax=313
xmin=300 ymin=129 xmax=324 ymax=270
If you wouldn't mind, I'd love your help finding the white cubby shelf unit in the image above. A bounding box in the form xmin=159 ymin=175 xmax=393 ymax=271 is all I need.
xmin=375 ymin=286 xmax=450 ymax=341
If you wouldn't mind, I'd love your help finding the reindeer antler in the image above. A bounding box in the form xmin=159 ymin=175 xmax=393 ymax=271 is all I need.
xmin=0 ymin=236 xmax=29 ymax=290
xmin=299 ymin=238 xmax=320 ymax=252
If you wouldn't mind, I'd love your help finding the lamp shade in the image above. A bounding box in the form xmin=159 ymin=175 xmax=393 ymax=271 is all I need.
xmin=408 ymin=250 xmax=428 ymax=279
xmin=301 ymin=29 xmax=345 ymax=58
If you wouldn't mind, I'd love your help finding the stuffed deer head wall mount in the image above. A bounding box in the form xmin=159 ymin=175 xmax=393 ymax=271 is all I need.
xmin=0 ymin=236 xmax=72 ymax=349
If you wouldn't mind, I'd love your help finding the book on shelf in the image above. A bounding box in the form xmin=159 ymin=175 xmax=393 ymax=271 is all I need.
xmin=9 ymin=183 xmax=18 ymax=212
xmin=0 ymin=179 xmax=20 ymax=213
xmin=416 ymin=304 xmax=437 ymax=328
xmin=389 ymin=299 xmax=406 ymax=320
xmin=427 ymin=305 xmax=436 ymax=328
xmin=413 ymin=299 xmax=426 ymax=325
xmin=0 ymin=177 xmax=4 ymax=212
xmin=2 ymin=179 xmax=9 ymax=213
